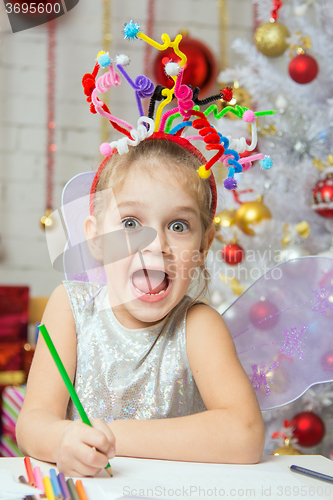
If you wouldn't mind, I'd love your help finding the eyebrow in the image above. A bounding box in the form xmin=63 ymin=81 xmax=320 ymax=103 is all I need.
xmin=116 ymin=202 xmax=199 ymax=218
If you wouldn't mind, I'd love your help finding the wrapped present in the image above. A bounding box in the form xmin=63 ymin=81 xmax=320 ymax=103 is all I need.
xmin=0 ymin=385 xmax=26 ymax=457
xmin=0 ymin=286 xmax=29 ymax=342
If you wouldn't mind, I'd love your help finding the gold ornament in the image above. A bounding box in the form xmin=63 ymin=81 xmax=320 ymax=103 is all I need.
xmin=273 ymin=438 xmax=303 ymax=456
xmin=254 ymin=21 xmax=290 ymax=58
xmin=40 ymin=208 xmax=55 ymax=231
xmin=214 ymin=209 xmax=236 ymax=230
xmin=235 ymin=197 xmax=272 ymax=236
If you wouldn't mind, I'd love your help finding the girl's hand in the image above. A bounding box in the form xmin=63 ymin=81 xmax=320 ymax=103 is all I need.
xmin=57 ymin=419 xmax=116 ymax=476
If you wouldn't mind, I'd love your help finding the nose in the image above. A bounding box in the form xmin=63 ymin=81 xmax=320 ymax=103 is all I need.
xmin=141 ymin=227 xmax=171 ymax=255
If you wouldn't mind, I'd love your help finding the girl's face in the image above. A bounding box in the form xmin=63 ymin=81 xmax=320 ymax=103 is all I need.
xmin=86 ymin=161 xmax=213 ymax=329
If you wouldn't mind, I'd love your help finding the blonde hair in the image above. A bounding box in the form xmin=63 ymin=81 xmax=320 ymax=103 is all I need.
xmin=93 ymin=138 xmax=214 ymax=299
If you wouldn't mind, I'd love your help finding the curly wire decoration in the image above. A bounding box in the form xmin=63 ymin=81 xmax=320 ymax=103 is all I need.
xmin=191 ymin=110 xmax=225 ymax=176
xmin=101 ymin=116 xmax=155 ymax=156
xmin=159 ymin=69 xmax=194 ymax=132
xmin=116 ymin=62 xmax=155 ymax=117
xmin=82 ymin=63 xmax=132 ymax=138
xmin=148 ymin=85 xmax=170 ymax=119
xmin=91 ymin=60 xmax=134 ymax=131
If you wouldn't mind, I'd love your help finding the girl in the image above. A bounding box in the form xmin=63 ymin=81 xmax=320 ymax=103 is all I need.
xmin=16 ymin=26 xmax=268 ymax=476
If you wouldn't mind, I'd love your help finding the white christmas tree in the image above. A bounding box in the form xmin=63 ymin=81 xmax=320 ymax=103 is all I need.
xmin=207 ymin=0 xmax=333 ymax=456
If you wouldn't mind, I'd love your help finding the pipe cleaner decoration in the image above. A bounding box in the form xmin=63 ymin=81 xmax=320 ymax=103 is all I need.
xmin=82 ymin=21 xmax=275 ymax=190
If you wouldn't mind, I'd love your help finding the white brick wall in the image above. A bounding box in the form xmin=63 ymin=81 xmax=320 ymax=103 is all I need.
xmin=0 ymin=0 xmax=252 ymax=296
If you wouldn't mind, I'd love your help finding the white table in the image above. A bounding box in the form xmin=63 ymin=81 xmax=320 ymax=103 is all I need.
xmin=2 ymin=455 xmax=333 ymax=500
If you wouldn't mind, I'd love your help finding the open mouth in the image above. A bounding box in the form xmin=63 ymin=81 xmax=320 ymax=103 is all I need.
xmin=131 ymin=269 xmax=170 ymax=296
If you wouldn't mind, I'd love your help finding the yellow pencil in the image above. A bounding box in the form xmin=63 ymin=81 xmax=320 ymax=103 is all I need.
xmin=43 ymin=476 xmax=56 ymax=500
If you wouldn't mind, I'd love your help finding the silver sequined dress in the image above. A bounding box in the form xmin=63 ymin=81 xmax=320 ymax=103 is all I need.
xmin=63 ymin=281 xmax=206 ymax=422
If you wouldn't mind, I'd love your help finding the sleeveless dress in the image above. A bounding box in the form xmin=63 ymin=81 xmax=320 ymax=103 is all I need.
xmin=63 ymin=281 xmax=206 ymax=422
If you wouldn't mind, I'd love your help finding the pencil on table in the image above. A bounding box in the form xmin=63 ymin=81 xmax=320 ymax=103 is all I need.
xmin=33 ymin=466 xmax=45 ymax=493
xmin=38 ymin=324 xmax=113 ymax=477
xmin=49 ymin=469 xmax=64 ymax=500
xmin=43 ymin=476 xmax=56 ymax=500
xmin=24 ymin=456 xmax=36 ymax=487
xmin=18 ymin=475 xmax=37 ymax=500
xmin=58 ymin=473 xmax=71 ymax=500
xmin=75 ymin=481 xmax=89 ymax=500
xmin=66 ymin=479 xmax=80 ymax=500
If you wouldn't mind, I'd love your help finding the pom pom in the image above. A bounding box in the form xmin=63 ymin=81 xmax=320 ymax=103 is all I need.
xmin=98 ymin=52 xmax=111 ymax=68
xmin=261 ymin=156 xmax=273 ymax=170
xmin=243 ymin=110 xmax=256 ymax=123
xmin=123 ymin=20 xmax=140 ymax=40
xmin=164 ymin=61 xmax=181 ymax=77
xmin=100 ymin=143 xmax=112 ymax=156
xmin=224 ymin=177 xmax=237 ymax=190
xmin=221 ymin=87 xmax=233 ymax=102
xmin=198 ymin=166 xmax=211 ymax=179
xmin=115 ymin=54 xmax=130 ymax=66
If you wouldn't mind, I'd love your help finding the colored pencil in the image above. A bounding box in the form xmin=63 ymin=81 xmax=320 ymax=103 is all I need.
xmin=66 ymin=479 xmax=80 ymax=500
xmin=33 ymin=466 xmax=45 ymax=492
xmin=43 ymin=476 xmax=56 ymax=500
xmin=49 ymin=469 xmax=63 ymax=500
xmin=24 ymin=457 xmax=36 ymax=487
xmin=18 ymin=475 xmax=36 ymax=500
xmin=75 ymin=481 xmax=89 ymax=500
xmin=58 ymin=473 xmax=71 ymax=500
xmin=38 ymin=324 xmax=113 ymax=477
xmin=290 ymin=465 xmax=333 ymax=484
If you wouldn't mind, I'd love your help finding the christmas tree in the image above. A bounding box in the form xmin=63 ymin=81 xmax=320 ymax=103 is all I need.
xmin=208 ymin=0 xmax=333 ymax=456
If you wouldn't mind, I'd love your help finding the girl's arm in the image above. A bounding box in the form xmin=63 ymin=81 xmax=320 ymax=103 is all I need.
xmin=16 ymin=284 xmax=115 ymax=476
xmin=108 ymin=304 xmax=265 ymax=464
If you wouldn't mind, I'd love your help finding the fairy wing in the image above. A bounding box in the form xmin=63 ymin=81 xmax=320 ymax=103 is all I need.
xmin=222 ymin=256 xmax=333 ymax=410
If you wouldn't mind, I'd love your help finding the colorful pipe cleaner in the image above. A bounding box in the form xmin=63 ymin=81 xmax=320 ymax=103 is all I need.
xmin=82 ymin=21 xmax=275 ymax=190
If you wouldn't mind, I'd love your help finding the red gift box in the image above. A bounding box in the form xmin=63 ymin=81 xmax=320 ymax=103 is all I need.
xmin=0 ymin=286 xmax=29 ymax=342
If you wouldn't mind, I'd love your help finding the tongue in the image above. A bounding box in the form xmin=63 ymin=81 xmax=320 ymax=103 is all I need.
xmin=132 ymin=270 xmax=167 ymax=294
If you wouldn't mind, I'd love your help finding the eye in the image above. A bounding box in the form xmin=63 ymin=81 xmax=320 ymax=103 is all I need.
xmin=169 ymin=221 xmax=188 ymax=233
xmin=122 ymin=218 xmax=140 ymax=230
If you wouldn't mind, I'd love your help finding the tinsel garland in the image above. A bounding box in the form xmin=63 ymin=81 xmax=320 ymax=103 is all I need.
xmin=46 ymin=20 xmax=56 ymax=212
xmin=101 ymin=0 xmax=112 ymax=144
xmin=143 ymin=0 xmax=156 ymax=116
xmin=144 ymin=0 xmax=156 ymax=80
xmin=218 ymin=0 xmax=228 ymax=72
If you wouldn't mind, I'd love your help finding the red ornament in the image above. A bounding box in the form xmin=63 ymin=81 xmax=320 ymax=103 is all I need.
xmin=310 ymin=175 xmax=333 ymax=218
xmin=249 ymin=300 xmax=279 ymax=331
xmin=287 ymin=412 xmax=325 ymax=447
xmin=289 ymin=53 xmax=318 ymax=84
xmin=153 ymin=34 xmax=217 ymax=95
xmin=222 ymin=243 xmax=245 ymax=265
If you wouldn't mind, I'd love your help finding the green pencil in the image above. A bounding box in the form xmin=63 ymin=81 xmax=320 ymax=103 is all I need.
xmin=38 ymin=324 xmax=113 ymax=477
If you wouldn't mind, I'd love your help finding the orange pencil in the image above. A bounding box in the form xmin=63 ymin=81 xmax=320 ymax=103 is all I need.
xmin=24 ymin=456 xmax=36 ymax=487
xmin=75 ymin=481 xmax=89 ymax=500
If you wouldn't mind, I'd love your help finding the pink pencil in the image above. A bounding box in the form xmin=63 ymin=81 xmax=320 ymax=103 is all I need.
xmin=33 ymin=466 xmax=45 ymax=493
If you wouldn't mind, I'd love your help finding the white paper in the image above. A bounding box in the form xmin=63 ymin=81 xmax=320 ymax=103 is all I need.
xmin=0 ymin=470 xmax=44 ymax=500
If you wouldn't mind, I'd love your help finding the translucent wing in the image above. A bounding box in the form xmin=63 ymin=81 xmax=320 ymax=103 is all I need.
xmin=222 ymin=256 xmax=333 ymax=410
